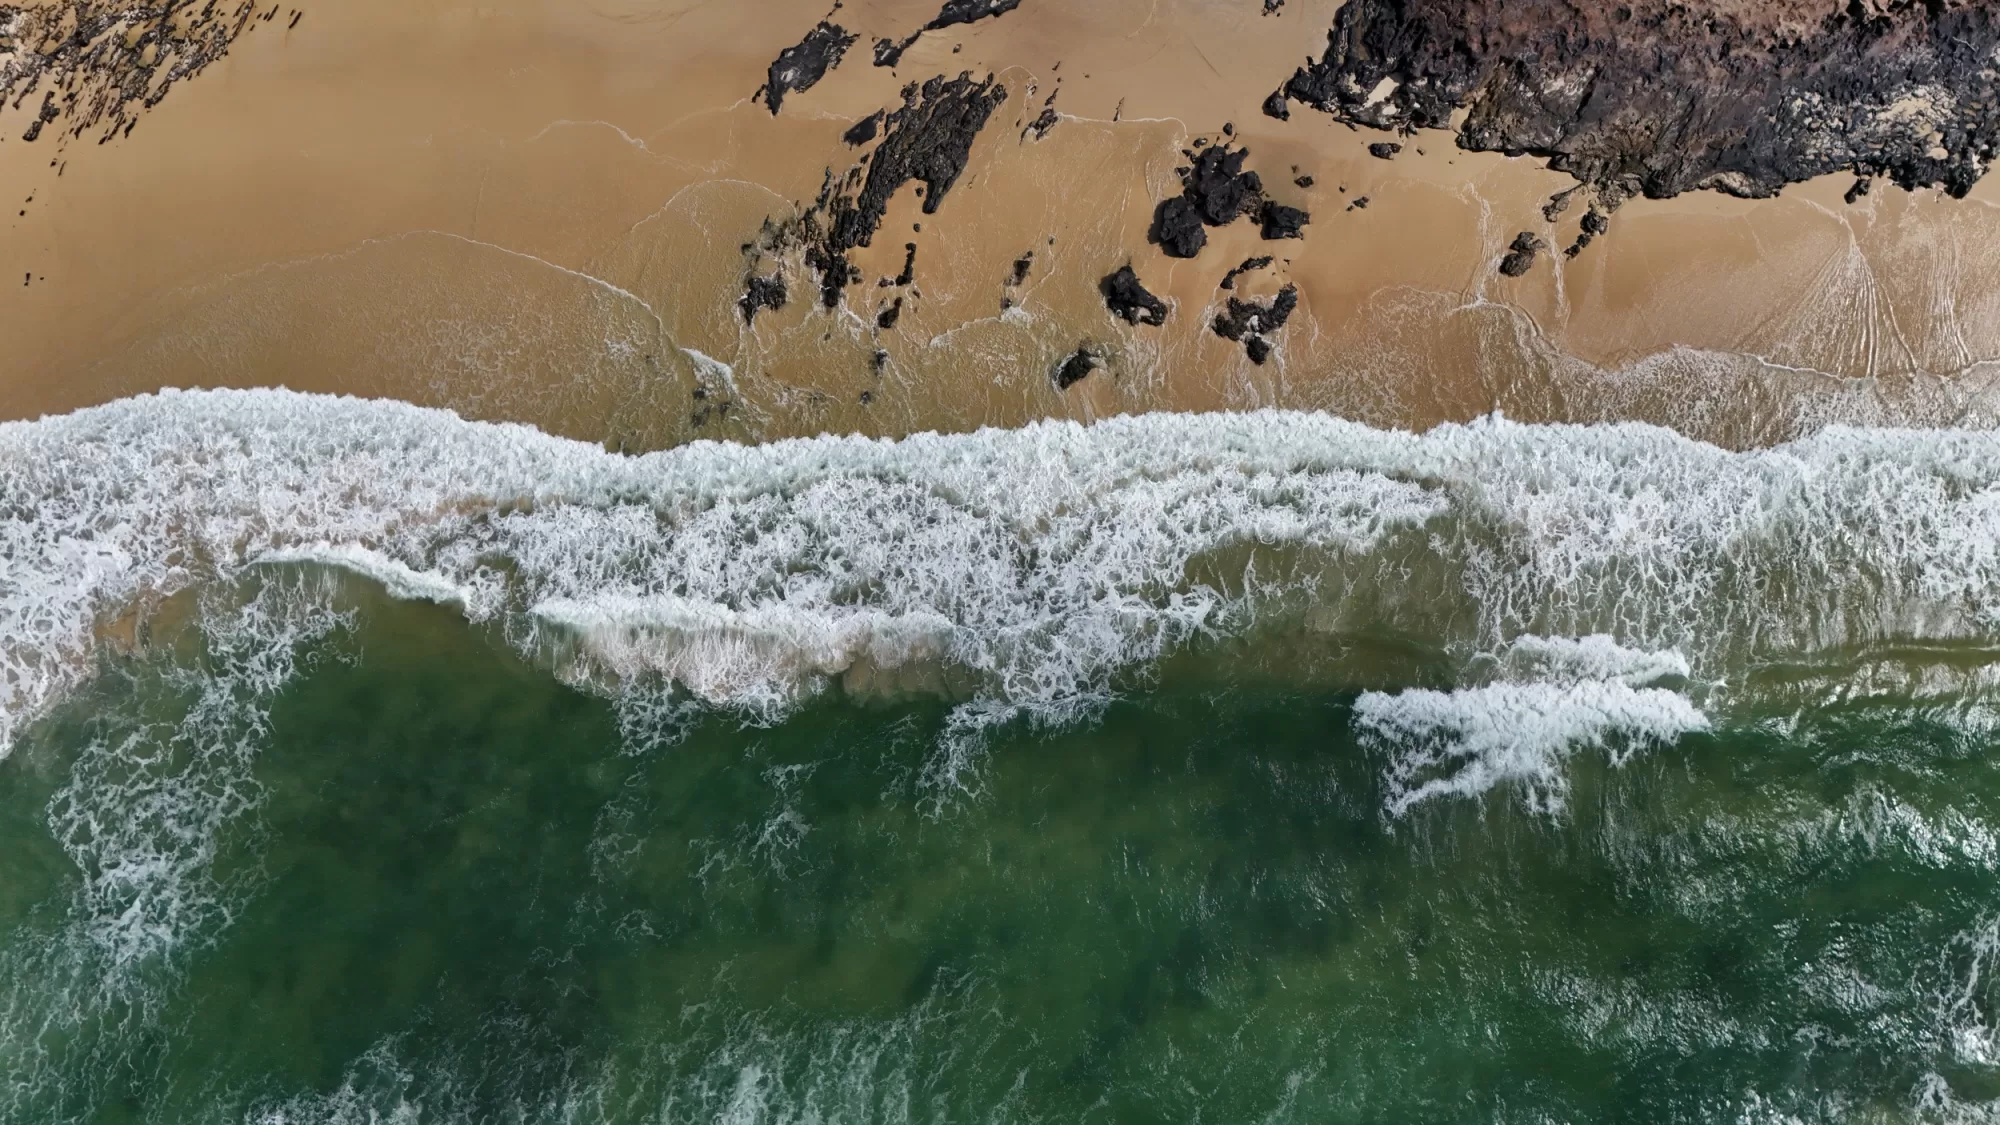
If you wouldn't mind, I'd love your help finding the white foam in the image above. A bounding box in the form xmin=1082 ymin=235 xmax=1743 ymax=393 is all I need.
xmin=6 ymin=388 xmax=2000 ymax=761
xmin=1359 ymin=633 xmax=1710 ymax=814
xmin=1358 ymin=679 xmax=1710 ymax=816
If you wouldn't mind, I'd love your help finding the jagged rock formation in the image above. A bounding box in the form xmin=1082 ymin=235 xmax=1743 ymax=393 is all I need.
xmin=0 ymin=1 xmax=288 ymax=146
xmin=1265 ymin=0 xmax=2000 ymax=202
xmin=1053 ymin=345 xmax=1102 ymax=389
xmin=1220 ymin=255 xmax=1274 ymax=290
xmin=1212 ymin=284 xmax=1298 ymax=364
xmin=739 ymin=274 xmax=787 ymax=323
xmin=1100 ymin=265 xmax=1168 ymax=326
xmin=875 ymin=0 xmax=1023 ymax=68
xmin=797 ymin=72 xmax=1009 ymax=307
xmin=1149 ymin=142 xmax=1265 ymax=258
xmin=1497 ymin=231 xmax=1545 ymax=277
xmin=758 ymin=20 xmax=857 ymax=114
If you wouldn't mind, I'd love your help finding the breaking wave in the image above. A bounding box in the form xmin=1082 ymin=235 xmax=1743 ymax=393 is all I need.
xmin=6 ymin=387 xmax=2000 ymax=780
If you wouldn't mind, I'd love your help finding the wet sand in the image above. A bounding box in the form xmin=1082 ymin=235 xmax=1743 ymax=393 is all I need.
xmin=6 ymin=0 xmax=2000 ymax=450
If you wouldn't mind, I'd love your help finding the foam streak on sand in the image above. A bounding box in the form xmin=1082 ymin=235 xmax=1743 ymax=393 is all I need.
xmin=5 ymin=389 xmax=2000 ymax=760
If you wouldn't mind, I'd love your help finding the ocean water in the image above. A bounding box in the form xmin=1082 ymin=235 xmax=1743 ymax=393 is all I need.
xmin=7 ymin=389 xmax=2000 ymax=1121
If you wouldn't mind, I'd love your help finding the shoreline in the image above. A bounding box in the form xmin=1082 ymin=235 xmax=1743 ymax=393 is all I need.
xmin=3 ymin=0 xmax=2000 ymax=449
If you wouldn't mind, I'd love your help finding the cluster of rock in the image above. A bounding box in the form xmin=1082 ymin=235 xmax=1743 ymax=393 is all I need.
xmin=0 ymin=0 xmax=293 ymax=147
xmin=1264 ymin=0 xmax=2000 ymax=204
xmin=1148 ymin=141 xmax=1310 ymax=259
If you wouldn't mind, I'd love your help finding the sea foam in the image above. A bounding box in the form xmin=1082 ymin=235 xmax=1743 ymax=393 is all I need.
xmin=5 ymin=388 xmax=2000 ymax=767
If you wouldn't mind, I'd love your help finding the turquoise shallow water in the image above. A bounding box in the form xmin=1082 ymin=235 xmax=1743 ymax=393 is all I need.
xmin=9 ymin=390 xmax=2000 ymax=1122
xmin=4 ymin=574 xmax=2000 ymax=1123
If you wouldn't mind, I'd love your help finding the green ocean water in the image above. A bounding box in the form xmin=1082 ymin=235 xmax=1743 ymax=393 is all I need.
xmin=6 ymin=573 xmax=2000 ymax=1124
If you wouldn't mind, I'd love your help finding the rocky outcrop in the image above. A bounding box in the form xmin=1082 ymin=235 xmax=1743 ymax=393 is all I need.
xmin=1053 ymin=345 xmax=1103 ymax=389
xmin=1220 ymin=256 xmax=1274 ymax=290
xmin=739 ymin=274 xmax=788 ymax=323
xmin=874 ymin=0 xmax=1024 ymax=68
xmin=759 ymin=21 xmax=857 ymax=114
xmin=798 ymin=73 xmax=1009 ymax=307
xmin=1100 ymin=265 xmax=1169 ymax=326
xmin=0 ymin=1 xmax=282 ymax=146
xmin=844 ymin=112 xmax=884 ymax=146
xmin=1266 ymin=0 xmax=2000 ymax=203
xmin=1149 ymin=142 xmax=1268 ymax=259
xmin=1212 ymin=284 xmax=1299 ymax=364
xmin=1498 ymin=232 xmax=1544 ymax=277
xmin=1259 ymin=201 xmax=1309 ymax=240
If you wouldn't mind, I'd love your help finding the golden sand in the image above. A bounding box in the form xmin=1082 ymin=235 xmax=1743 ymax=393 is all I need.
xmin=5 ymin=0 xmax=2000 ymax=450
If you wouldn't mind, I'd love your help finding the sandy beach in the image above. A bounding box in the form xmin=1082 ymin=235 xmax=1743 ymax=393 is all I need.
xmin=6 ymin=0 xmax=2000 ymax=449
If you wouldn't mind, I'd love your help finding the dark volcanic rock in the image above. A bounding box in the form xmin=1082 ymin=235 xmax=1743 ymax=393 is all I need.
xmin=1272 ymin=0 xmax=2000 ymax=202
xmin=877 ymin=296 xmax=904 ymax=330
xmin=1212 ymin=284 xmax=1299 ymax=342
xmin=761 ymin=21 xmax=858 ymax=114
xmin=0 ymin=1 xmax=270 ymax=148
xmin=1498 ymin=232 xmax=1545 ymax=277
xmin=875 ymin=0 xmax=1023 ymax=67
xmin=1150 ymin=196 xmax=1209 ymax=258
xmin=1845 ymin=177 xmax=1874 ymax=205
xmin=1367 ymin=142 xmax=1402 ymax=160
xmin=1245 ymin=337 xmax=1274 ymax=365
xmin=1220 ymin=255 xmax=1274 ymax=290
xmin=1259 ymin=201 xmax=1310 ymax=240
xmin=1053 ymin=346 xmax=1103 ymax=390
xmin=926 ymin=0 xmax=1023 ymax=32
xmin=1184 ymin=144 xmax=1265 ymax=225
xmin=1294 ymin=173 xmax=1315 ymax=188
xmin=844 ymin=112 xmax=884 ymax=145
xmin=1100 ymin=265 xmax=1169 ymax=326
xmin=739 ymin=274 xmax=788 ymax=323
xmin=1148 ymin=143 xmax=1268 ymax=258
xmin=1010 ymin=251 xmax=1034 ymax=287
xmin=798 ymin=73 xmax=1008 ymax=306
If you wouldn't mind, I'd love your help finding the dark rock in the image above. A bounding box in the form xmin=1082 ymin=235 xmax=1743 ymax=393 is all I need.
xmin=926 ymin=0 xmax=1023 ymax=32
xmin=1100 ymin=265 xmax=1169 ymax=326
xmin=1246 ymin=337 xmax=1274 ymax=365
xmin=877 ymin=296 xmax=904 ymax=330
xmin=1368 ymin=142 xmax=1402 ymax=159
xmin=1263 ymin=90 xmax=1292 ymax=120
xmin=1150 ymin=196 xmax=1209 ymax=258
xmin=1220 ymin=255 xmax=1274 ymax=290
xmin=1294 ymin=174 xmax=1315 ymax=188
xmin=1213 ymin=284 xmax=1298 ymax=341
xmin=896 ymin=242 xmax=918 ymax=286
xmin=761 ymin=21 xmax=858 ymax=114
xmin=1183 ymin=143 xmax=1265 ymax=225
xmin=844 ymin=112 xmax=884 ymax=145
xmin=1009 ymin=251 xmax=1034 ymax=287
xmin=1263 ymin=0 xmax=1284 ymax=14
xmin=872 ymin=349 xmax=890 ymax=373
xmin=739 ymin=274 xmax=788 ymax=323
xmin=1349 ymin=195 xmax=1369 ymax=209
xmin=1498 ymin=231 xmax=1544 ymax=277
xmin=1580 ymin=208 xmax=1610 ymax=236
xmin=875 ymin=0 xmax=1022 ymax=68
xmin=1845 ymin=177 xmax=1873 ymax=205
xmin=1148 ymin=142 xmax=1269 ymax=258
xmin=1024 ymin=106 xmax=1059 ymax=140
xmin=1053 ymin=346 xmax=1103 ymax=390
xmin=1259 ymin=201 xmax=1310 ymax=240
xmin=794 ymin=73 xmax=1008 ymax=307
xmin=1272 ymin=0 xmax=2000 ymax=203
